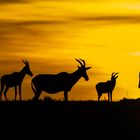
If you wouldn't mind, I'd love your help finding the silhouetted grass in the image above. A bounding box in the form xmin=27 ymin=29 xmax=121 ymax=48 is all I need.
xmin=0 ymin=98 xmax=140 ymax=139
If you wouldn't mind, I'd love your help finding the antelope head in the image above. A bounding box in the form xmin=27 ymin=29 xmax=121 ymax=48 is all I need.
xmin=75 ymin=58 xmax=91 ymax=81
xmin=22 ymin=59 xmax=33 ymax=77
xmin=111 ymin=72 xmax=119 ymax=81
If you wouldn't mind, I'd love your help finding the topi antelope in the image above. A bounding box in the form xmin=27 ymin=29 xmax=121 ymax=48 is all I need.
xmin=96 ymin=72 xmax=118 ymax=101
xmin=31 ymin=59 xmax=91 ymax=101
xmin=0 ymin=60 xmax=33 ymax=101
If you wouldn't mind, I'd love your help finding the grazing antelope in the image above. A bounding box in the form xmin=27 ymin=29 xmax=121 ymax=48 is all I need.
xmin=31 ymin=59 xmax=91 ymax=101
xmin=0 ymin=60 xmax=33 ymax=101
xmin=96 ymin=72 xmax=118 ymax=101
xmin=138 ymin=72 xmax=140 ymax=88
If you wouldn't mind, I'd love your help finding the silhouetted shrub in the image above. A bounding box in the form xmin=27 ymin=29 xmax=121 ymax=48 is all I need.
xmin=43 ymin=96 xmax=54 ymax=102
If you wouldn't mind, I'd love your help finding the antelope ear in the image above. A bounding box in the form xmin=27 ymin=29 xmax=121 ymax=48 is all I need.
xmin=86 ymin=67 xmax=91 ymax=70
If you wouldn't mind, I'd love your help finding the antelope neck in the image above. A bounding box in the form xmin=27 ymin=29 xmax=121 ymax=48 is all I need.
xmin=18 ymin=67 xmax=27 ymax=83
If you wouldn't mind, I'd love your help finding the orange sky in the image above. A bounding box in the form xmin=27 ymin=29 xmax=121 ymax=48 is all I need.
xmin=0 ymin=0 xmax=140 ymax=101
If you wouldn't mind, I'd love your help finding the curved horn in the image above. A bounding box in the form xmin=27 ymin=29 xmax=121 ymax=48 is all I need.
xmin=25 ymin=59 xmax=29 ymax=65
xmin=22 ymin=59 xmax=28 ymax=65
xmin=112 ymin=72 xmax=115 ymax=77
xmin=75 ymin=59 xmax=83 ymax=66
xmin=114 ymin=72 xmax=119 ymax=75
xmin=79 ymin=58 xmax=85 ymax=66
xmin=114 ymin=73 xmax=119 ymax=77
xmin=22 ymin=59 xmax=26 ymax=64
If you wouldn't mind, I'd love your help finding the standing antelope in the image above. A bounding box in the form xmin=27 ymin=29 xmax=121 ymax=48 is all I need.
xmin=96 ymin=72 xmax=118 ymax=101
xmin=31 ymin=59 xmax=91 ymax=101
xmin=0 ymin=60 xmax=33 ymax=101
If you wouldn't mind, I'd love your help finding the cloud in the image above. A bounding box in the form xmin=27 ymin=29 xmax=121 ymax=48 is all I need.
xmin=12 ymin=20 xmax=66 ymax=26
xmin=0 ymin=0 xmax=28 ymax=3
xmin=0 ymin=0 xmax=100 ymax=4
xmin=73 ymin=15 xmax=140 ymax=24
xmin=0 ymin=19 xmax=63 ymax=48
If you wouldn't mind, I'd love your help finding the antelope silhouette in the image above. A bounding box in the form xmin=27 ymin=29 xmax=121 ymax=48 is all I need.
xmin=31 ymin=59 xmax=91 ymax=101
xmin=138 ymin=72 xmax=140 ymax=88
xmin=0 ymin=60 xmax=33 ymax=101
xmin=96 ymin=72 xmax=118 ymax=101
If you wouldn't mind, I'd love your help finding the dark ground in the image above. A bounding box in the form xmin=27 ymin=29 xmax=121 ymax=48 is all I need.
xmin=1 ymin=99 xmax=140 ymax=139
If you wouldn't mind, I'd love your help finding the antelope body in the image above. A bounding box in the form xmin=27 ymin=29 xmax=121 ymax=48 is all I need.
xmin=0 ymin=60 xmax=33 ymax=101
xmin=96 ymin=72 xmax=118 ymax=101
xmin=31 ymin=59 xmax=91 ymax=101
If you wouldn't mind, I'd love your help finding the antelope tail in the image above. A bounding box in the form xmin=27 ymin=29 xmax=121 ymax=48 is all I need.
xmin=31 ymin=81 xmax=36 ymax=94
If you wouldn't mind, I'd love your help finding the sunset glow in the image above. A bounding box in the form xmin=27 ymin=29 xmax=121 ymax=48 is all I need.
xmin=0 ymin=0 xmax=140 ymax=101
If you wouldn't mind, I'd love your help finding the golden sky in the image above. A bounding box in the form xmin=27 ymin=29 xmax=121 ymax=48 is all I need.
xmin=0 ymin=0 xmax=140 ymax=101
